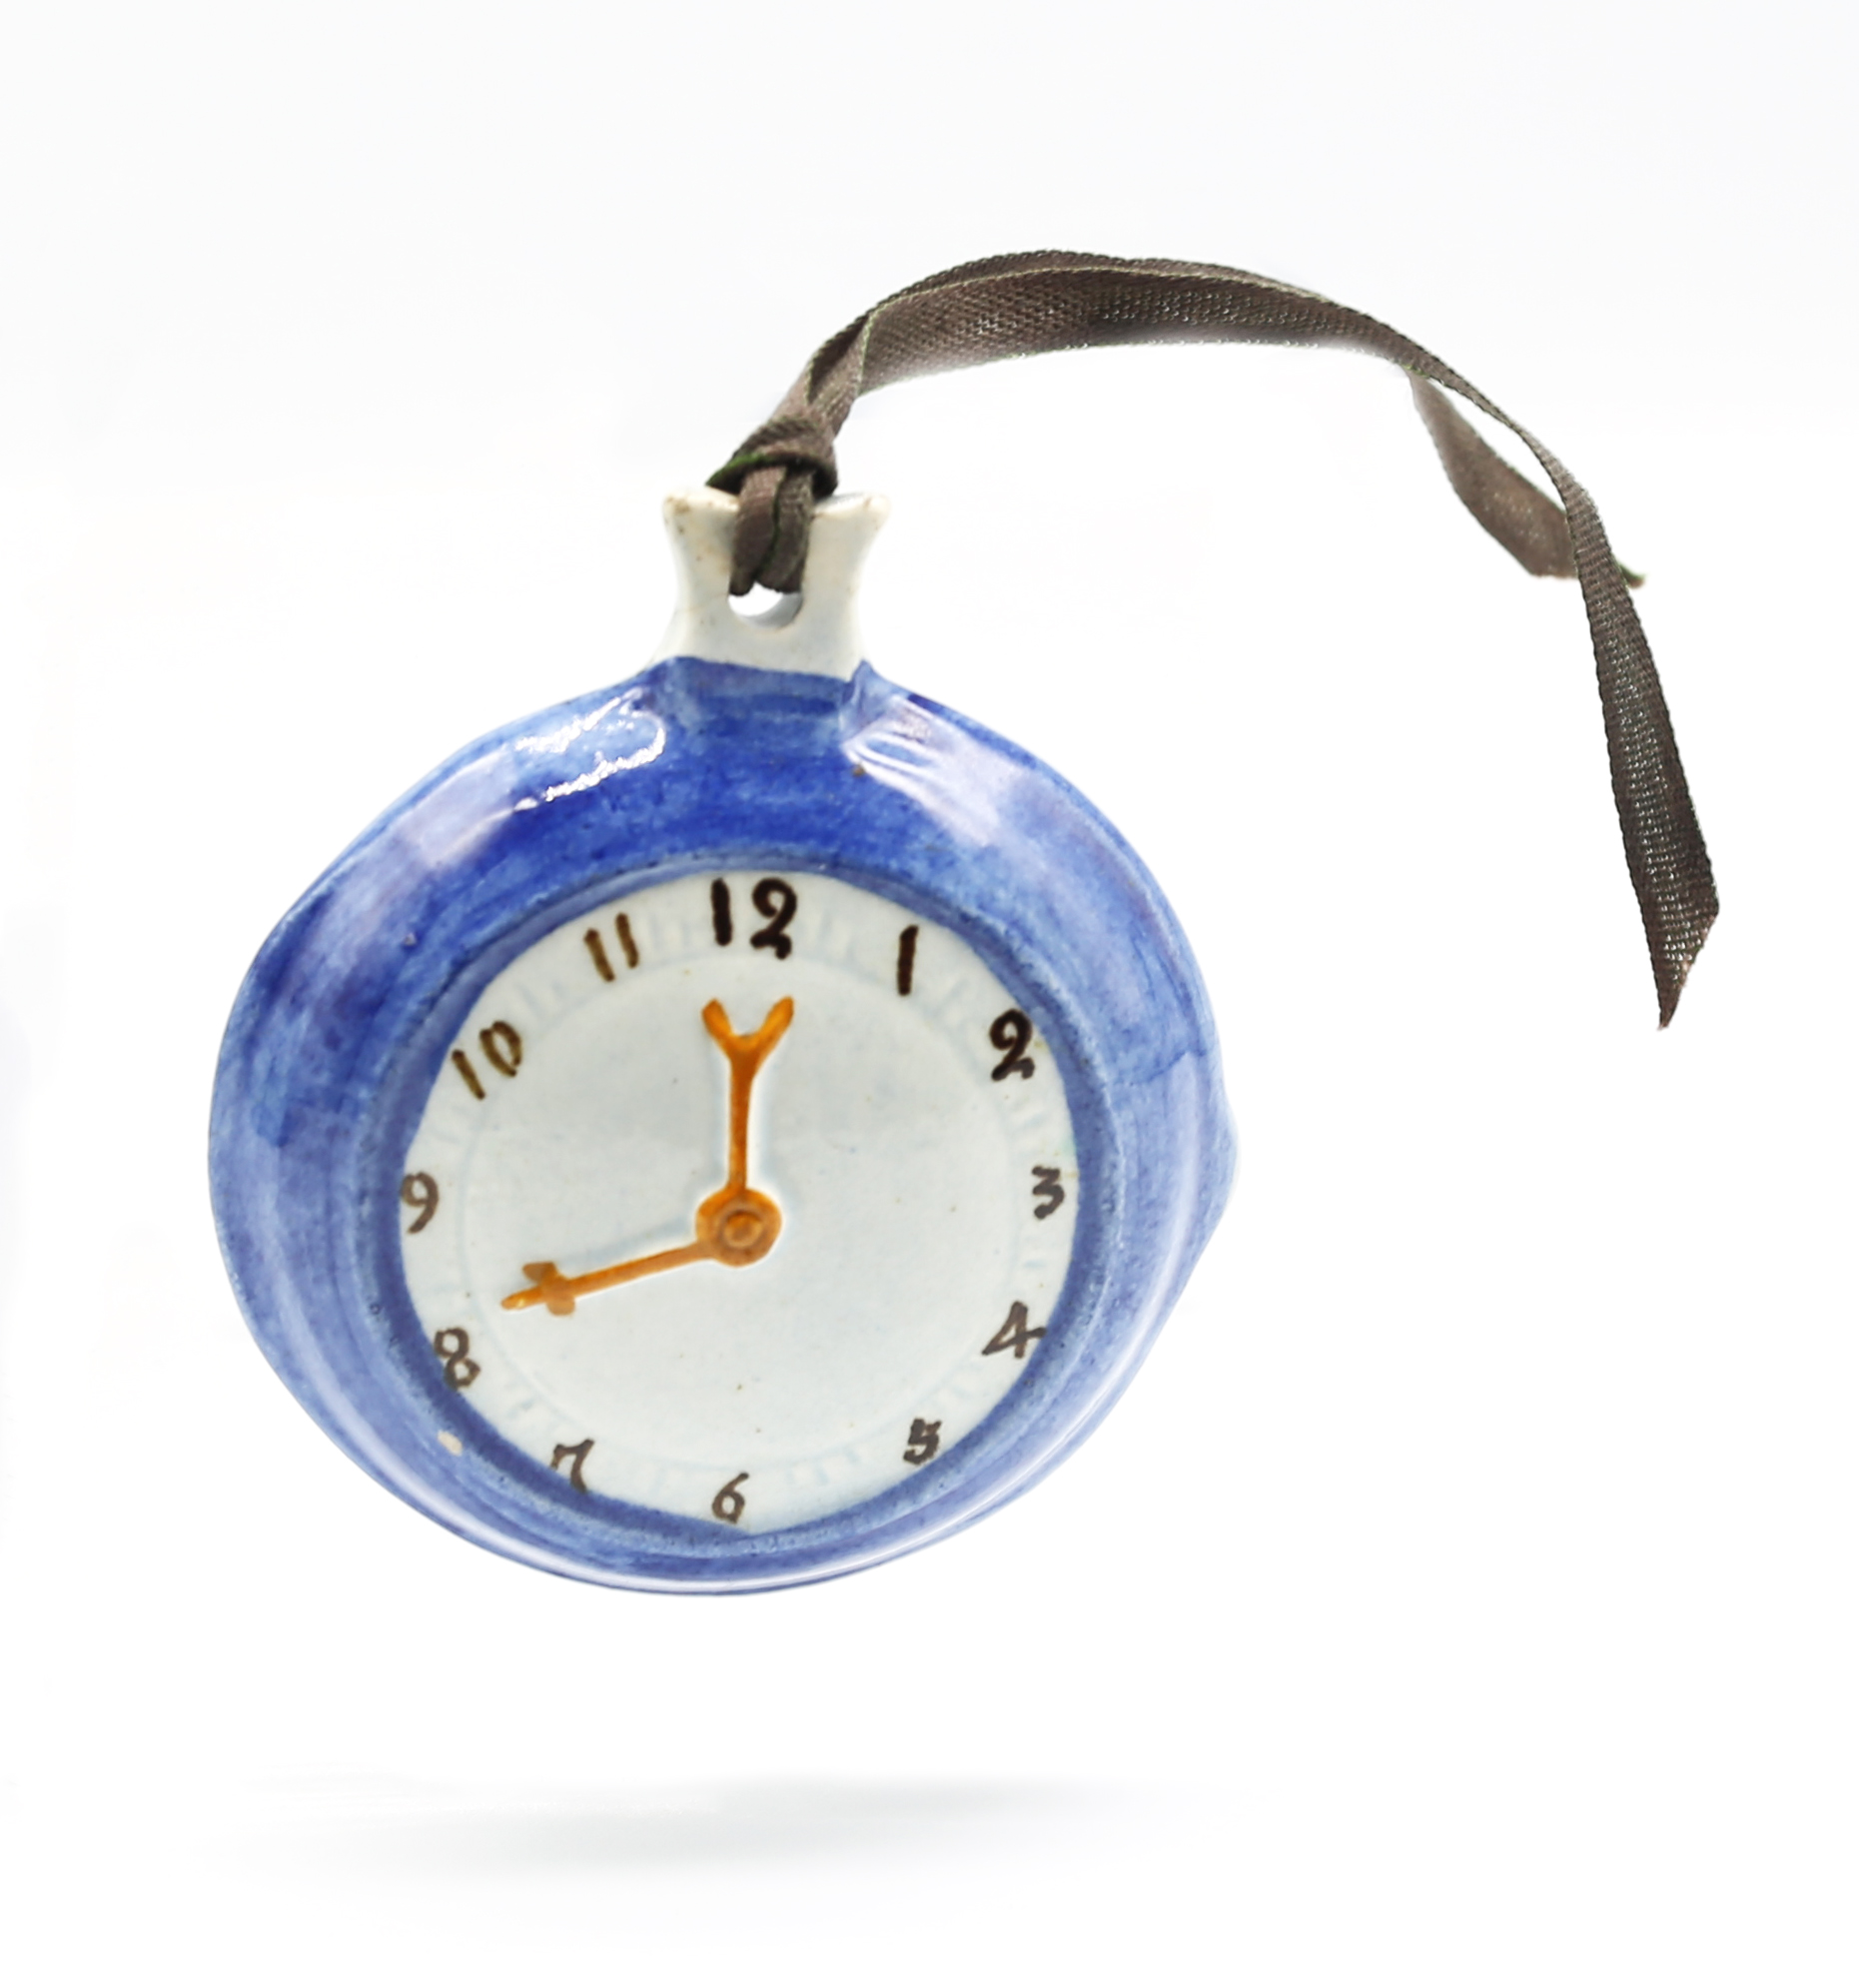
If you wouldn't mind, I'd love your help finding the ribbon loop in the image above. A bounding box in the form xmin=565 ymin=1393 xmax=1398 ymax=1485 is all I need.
xmin=708 ymin=408 xmax=841 ymax=595
xmin=707 ymin=251 xmax=1716 ymax=1023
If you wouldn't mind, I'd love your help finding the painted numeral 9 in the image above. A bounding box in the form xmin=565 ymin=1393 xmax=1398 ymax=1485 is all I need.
xmin=401 ymin=1172 xmax=440 ymax=1233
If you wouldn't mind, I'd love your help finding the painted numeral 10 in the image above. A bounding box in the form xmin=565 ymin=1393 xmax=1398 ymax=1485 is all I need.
xmin=453 ymin=1021 xmax=523 ymax=1100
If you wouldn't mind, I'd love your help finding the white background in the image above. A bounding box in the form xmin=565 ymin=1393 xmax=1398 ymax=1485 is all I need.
xmin=0 ymin=4 xmax=1852 ymax=1982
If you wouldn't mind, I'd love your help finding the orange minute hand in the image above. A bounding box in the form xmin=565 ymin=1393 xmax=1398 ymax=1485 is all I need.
xmin=502 ymin=997 xmax=793 ymax=1317
xmin=702 ymin=995 xmax=793 ymax=1190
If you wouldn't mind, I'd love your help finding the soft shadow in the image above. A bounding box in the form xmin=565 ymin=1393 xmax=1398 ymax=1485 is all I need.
xmin=263 ymin=1777 xmax=1136 ymax=1878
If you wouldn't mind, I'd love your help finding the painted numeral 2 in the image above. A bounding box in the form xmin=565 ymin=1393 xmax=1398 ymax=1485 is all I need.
xmin=750 ymin=878 xmax=797 ymax=958
xmin=989 ymin=1009 xmax=1035 ymax=1081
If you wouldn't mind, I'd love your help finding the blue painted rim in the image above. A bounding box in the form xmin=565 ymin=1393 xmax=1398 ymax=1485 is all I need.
xmin=210 ymin=658 xmax=1235 ymax=1590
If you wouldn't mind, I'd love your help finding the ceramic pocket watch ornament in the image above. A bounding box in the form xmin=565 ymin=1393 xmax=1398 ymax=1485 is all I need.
xmin=212 ymin=252 xmax=1717 ymax=1592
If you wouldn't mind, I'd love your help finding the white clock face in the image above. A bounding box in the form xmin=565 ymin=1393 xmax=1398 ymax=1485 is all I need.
xmin=398 ymin=870 xmax=1079 ymax=1533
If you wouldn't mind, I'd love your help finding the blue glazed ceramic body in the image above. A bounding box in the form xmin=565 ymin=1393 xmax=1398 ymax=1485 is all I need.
xmin=212 ymin=520 xmax=1233 ymax=1593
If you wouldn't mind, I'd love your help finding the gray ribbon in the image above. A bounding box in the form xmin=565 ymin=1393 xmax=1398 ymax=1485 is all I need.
xmin=709 ymin=252 xmax=1716 ymax=1023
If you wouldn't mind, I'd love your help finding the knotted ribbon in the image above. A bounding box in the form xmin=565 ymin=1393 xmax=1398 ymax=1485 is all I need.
xmin=708 ymin=251 xmax=1716 ymax=1023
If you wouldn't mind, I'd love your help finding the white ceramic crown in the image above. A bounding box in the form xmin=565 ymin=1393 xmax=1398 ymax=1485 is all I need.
xmin=649 ymin=486 xmax=891 ymax=680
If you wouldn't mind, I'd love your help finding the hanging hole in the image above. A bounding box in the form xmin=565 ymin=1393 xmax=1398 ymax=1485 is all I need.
xmin=730 ymin=584 xmax=802 ymax=628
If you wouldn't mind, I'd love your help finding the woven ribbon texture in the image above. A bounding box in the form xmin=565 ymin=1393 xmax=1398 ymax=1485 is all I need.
xmin=708 ymin=251 xmax=1716 ymax=1023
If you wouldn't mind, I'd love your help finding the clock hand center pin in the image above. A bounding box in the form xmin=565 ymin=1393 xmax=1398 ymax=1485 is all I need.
xmin=501 ymin=996 xmax=793 ymax=1315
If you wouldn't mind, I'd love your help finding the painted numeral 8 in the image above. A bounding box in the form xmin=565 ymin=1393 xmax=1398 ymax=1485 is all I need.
xmin=433 ymin=1327 xmax=480 ymax=1390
